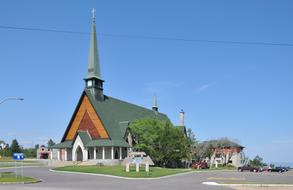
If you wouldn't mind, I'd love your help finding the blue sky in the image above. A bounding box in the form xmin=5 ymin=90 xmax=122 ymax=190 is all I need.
xmin=0 ymin=0 xmax=292 ymax=164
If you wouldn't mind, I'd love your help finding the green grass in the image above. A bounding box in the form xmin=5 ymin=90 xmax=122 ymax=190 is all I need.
xmin=54 ymin=165 xmax=191 ymax=178
xmin=0 ymin=172 xmax=39 ymax=183
xmin=0 ymin=158 xmax=39 ymax=163
xmin=0 ymin=161 xmax=42 ymax=168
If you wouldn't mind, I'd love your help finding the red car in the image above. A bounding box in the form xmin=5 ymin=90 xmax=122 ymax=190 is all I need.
xmin=238 ymin=165 xmax=260 ymax=172
xmin=192 ymin=161 xmax=208 ymax=169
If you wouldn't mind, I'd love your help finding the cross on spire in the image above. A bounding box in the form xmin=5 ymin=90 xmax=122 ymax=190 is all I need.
xmin=91 ymin=8 xmax=96 ymax=20
xmin=84 ymin=8 xmax=104 ymax=101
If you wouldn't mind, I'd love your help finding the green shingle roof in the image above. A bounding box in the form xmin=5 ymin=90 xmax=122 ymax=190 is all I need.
xmin=50 ymin=141 xmax=73 ymax=149
xmin=59 ymin=90 xmax=170 ymax=147
xmin=77 ymin=131 xmax=92 ymax=145
xmin=84 ymin=89 xmax=170 ymax=141
xmin=86 ymin=139 xmax=130 ymax=147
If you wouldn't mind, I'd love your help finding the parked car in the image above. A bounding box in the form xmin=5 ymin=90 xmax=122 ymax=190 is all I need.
xmin=282 ymin=167 xmax=290 ymax=172
xmin=238 ymin=165 xmax=260 ymax=172
xmin=271 ymin=167 xmax=286 ymax=173
xmin=192 ymin=161 xmax=208 ymax=169
xmin=260 ymin=166 xmax=272 ymax=172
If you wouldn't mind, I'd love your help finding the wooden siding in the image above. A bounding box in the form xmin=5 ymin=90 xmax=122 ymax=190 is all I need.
xmin=78 ymin=111 xmax=101 ymax=139
xmin=65 ymin=95 xmax=109 ymax=140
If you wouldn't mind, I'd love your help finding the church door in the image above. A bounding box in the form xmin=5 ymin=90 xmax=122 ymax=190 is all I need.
xmin=76 ymin=146 xmax=83 ymax=161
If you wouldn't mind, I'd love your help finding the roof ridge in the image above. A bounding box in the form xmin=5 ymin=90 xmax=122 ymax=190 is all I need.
xmin=106 ymin=95 xmax=167 ymax=116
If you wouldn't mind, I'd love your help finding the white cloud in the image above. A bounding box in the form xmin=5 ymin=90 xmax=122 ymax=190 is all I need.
xmin=196 ymin=82 xmax=214 ymax=93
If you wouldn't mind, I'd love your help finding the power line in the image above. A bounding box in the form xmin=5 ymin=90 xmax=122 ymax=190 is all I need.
xmin=0 ymin=25 xmax=88 ymax=35
xmin=0 ymin=25 xmax=292 ymax=47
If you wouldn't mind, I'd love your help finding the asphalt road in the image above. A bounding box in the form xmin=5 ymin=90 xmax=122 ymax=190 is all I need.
xmin=0 ymin=167 xmax=293 ymax=190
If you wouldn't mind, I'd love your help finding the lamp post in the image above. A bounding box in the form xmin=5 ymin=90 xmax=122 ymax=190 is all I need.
xmin=0 ymin=97 xmax=24 ymax=105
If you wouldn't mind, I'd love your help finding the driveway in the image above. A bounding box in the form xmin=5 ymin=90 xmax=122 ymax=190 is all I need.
xmin=1 ymin=167 xmax=293 ymax=190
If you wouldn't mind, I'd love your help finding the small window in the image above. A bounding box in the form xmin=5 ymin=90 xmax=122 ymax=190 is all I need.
xmin=87 ymin=80 xmax=93 ymax=87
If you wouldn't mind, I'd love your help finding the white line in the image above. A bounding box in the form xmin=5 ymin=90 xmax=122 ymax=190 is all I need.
xmin=202 ymin=181 xmax=293 ymax=187
xmin=50 ymin=169 xmax=193 ymax=180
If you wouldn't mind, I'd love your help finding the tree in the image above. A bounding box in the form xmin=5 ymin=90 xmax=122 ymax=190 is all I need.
xmin=47 ymin=139 xmax=55 ymax=147
xmin=23 ymin=148 xmax=37 ymax=158
xmin=194 ymin=138 xmax=241 ymax=162
xmin=129 ymin=118 xmax=191 ymax=167
xmin=35 ymin=144 xmax=40 ymax=149
xmin=186 ymin=128 xmax=196 ymax=159
xmin=11 ymin=139 xmax=21 ymax=154
xmin=3 ymin=144 xmax=11 ymax=157
xmin=250 ymin=155 xmax=265 ymax=167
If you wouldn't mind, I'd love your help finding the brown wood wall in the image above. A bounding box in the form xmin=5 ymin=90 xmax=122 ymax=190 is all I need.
xmin=65 ymin=95 xmax=109 ymax=140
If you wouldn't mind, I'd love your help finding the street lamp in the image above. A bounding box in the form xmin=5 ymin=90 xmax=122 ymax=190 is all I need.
xmin=0 ymin=97 xmax=24 ymax=105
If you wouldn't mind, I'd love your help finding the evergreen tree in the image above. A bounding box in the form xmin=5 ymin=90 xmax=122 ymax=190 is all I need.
xmin=35 ymin=144 xmax=39 ymax=149
xmin=47 ymin=139 xmax=55 ymax=147
xmin=10 ymin=139 xmax=21 ymax=154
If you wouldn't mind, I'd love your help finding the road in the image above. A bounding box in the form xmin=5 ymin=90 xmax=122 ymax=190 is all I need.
xmin=1 ymin=167 xmax=293 ymax=190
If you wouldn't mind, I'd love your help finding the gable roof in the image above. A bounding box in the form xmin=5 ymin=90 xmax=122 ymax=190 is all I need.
xmin=61 ymin=89 xmax=170 ymax=143
xmin=85 ymin=89 xmax=170 ymax=141
xmin=76 ymin=131 xmax=92 ymax=145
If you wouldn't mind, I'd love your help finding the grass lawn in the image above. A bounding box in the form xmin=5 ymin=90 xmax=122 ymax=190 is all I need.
xmin=0 ymin=158 xmax=39 ymax=163
xmin=54 ymin=165 xmax=191 ymax=178
xmin=0 ymin=172 xmax=39 ymax=183
xmin=0 ymin=161 xmax=41 ymax=168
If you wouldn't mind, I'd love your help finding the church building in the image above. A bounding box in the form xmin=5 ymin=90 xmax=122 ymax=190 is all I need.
xmin=50 ymin=11 xmax=173 ymax=165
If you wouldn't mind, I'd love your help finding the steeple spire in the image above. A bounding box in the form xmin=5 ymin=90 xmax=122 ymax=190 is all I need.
xmin=152 ymin=95 xmax=158 ymax=112
xmin=84 ymin=8 xmax=104 ymax=101
xmin=85 ymin=8 xmax=102 ymax=80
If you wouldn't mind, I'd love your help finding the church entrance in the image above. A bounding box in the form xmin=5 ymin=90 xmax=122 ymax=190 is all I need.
xmin=76 ymin=146 xmax=83 ymax=161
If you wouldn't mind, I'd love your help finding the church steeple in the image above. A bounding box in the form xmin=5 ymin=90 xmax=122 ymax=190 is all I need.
xmin=84 ymin=8 xmax=104 ymax=101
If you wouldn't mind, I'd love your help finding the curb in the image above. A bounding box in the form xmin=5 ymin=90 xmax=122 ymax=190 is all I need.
xmin=50 ymin=169 xmax=193 ymax=180
xmin=202 ymin=181 xmax=293 ymax=187
xmin=0 ymin=165 xmax=43 ymax=170
xmin=0 ymin=179 xmax=42 ymax=185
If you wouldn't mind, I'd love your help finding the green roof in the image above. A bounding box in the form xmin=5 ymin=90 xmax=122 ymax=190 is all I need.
xmin=60 ymin=90 xmax=170 ymax=147
xmin=84 ymin=89 xmax=169 ymax=141
xmin=86 ymin=139 xmax=130 ymax=147
xmin=77 ymin=131 xmax=92 ymax=145
xmin=50 ymin=141 xmax=73 ymax=149
xmin=51 ymin=138 xmax=130 ymax=149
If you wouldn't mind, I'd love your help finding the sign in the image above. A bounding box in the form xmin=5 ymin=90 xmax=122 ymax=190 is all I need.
xmin=13 ymin=153 xmax=24 ymax=161
xmin=132 ymin=157 xmax=143 ymax=164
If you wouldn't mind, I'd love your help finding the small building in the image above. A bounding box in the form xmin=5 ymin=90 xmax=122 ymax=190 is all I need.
xmin=37 ymin=146 xmax=50 ymax=159
xmin=210 ymin=141 xmax=245 ymax=167
xmin=50 ymin=11 xmax=172 ymax=165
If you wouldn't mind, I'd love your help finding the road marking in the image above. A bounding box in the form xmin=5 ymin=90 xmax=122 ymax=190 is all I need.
xmin=207 ymin=177 xmax=246 ymax=181
xmin=203 ymin=181 xmax=293 ymax=187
